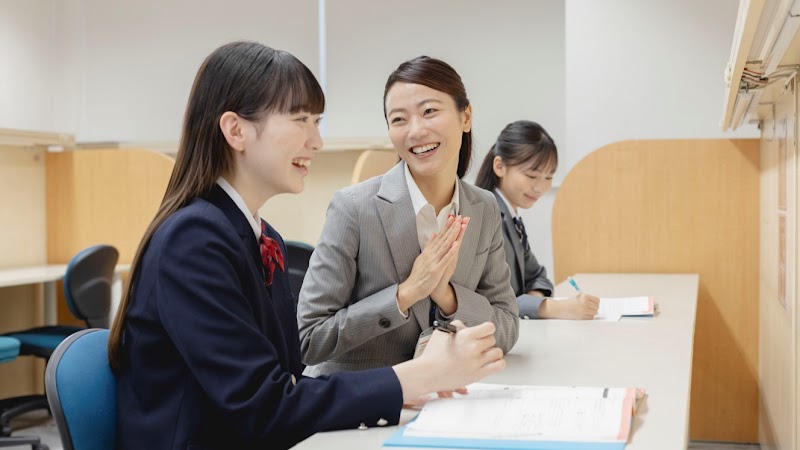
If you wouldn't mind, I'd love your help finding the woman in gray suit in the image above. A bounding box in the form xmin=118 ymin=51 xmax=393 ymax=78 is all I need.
xmin=475 ymin=120 xmax=599 ymax=320
xmin=298 ymin=56 xmax=519 ymax=376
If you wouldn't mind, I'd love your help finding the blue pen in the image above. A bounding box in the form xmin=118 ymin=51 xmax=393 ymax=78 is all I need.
xmin=567 ymin=276 xmax=582 ymax=293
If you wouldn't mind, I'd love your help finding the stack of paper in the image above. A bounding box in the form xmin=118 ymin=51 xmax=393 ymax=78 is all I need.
xmin=594 ymin=296 xmax=655 ymax=322
xmin=385 ymin=383 xmax=637 ymax=449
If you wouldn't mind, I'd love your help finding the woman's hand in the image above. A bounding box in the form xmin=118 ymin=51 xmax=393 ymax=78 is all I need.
xmin=429 ymin=217 xmax=468 ymax=315
xmin=397 ymin=216 xmax=466 ymax=312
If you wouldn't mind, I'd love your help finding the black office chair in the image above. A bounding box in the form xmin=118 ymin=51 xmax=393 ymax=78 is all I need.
xmin=1 ymin=245 xmax=118 ymax=436
xmin=284 ymin=241 xmax=314 ymax=304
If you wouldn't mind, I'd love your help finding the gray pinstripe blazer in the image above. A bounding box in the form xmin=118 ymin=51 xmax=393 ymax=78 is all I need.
xmin=298 ymin=162 xmax=519 ymax=376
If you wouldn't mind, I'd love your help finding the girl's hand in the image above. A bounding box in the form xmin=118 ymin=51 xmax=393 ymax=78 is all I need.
xmin=420 ymin=321 xmax=504 ymax=389
xmin=393 ymin=321 xmax=505 ymax=404
xmin=540 ymin=293 xmax=600 ymax=320
xmin=402 ymin=388 xmax=469 ymax=409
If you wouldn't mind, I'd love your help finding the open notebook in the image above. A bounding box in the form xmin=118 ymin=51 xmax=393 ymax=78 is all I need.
xmin=385 ymin=383 xmax=643 ymax=449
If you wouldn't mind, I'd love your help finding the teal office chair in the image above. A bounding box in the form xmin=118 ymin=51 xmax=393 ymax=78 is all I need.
xmin=2 ymin=245 xmax=118 ymax=435
xmin=0 ymin=336 xmax=47 ymax=449
xmin=285 ymin=240 xmax=314 ymax=304
xmin=45 ymin=329 xmax=114 ymax=450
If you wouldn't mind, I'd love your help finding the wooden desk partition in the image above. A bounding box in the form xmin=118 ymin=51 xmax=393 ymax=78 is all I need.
xmin=350 ymin=150 xmax=399 ymax=185
xmin=552 ymin=139 xmax=760 ymax=442
xmin=0 ymin=129 xmax=74 ymax=396
xmin=77 ymin=139 xmax=398 ymax=247
xmin=45 ymin=149 xmax=174 ymax=324
xmin=263 ymin=141 xmax=396 ymax=246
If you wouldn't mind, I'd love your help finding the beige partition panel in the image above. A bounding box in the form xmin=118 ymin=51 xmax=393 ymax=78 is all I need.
xmin=263 ymin=150 xmax=364 ymax=246
xmin=0 ymin=147 xmax=47 ymax=396
xmin=552 ymin=139 xmax=760 ymax=442
xmin=350 ymin=150 xmax=399 ymax=185
xmin=79 ymin=138 xmax=397 ymax=248
xmin=263 ymin=147 xmax=397 ymax=247
xmin=46 ymin=149 xmax=174 ymax=324
xmin=0 ymin=129 xmax=74 ymax=395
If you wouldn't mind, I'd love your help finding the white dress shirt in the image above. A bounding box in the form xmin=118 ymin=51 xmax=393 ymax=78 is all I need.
xmin=404 ymin=164 xmax=460 ymax=251
xmin=216 ymin=177 xmax=261 ymax=241
xmin=495 ymin=188 xmax=517 ymax=219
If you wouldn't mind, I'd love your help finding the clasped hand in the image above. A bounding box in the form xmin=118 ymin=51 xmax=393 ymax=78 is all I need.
xmin=397 ymin=215 xmax=469 ymax=313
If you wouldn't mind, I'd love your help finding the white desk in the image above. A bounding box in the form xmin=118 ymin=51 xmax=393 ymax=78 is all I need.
xmin=294 ymin=273 xmax=699 ymax=450
xmin=0 ymin=264 xmax=131 ymax=325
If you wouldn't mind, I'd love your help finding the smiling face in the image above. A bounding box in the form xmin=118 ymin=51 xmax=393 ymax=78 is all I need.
xmin=494 ymin=156 xmax=555 ymax=210
xmin=239 ymin=110 xmax=322 ymax=198
xmin=384 ymin=82 xmax=472 ymax=182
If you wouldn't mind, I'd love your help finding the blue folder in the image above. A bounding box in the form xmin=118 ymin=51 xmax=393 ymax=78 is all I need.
xmin=383 ymin=425 xmax=625 ymax=450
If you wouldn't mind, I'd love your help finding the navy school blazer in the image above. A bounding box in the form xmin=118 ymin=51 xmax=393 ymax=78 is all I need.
xmin=116 ymin=185 xmax=402 ymax=450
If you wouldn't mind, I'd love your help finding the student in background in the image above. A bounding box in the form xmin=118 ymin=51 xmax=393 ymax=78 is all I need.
xmin=475 ymin=120 xmax=599 ymax=320
xmin=107 ymin=42 xmax=505 ymax=450
xmin=297 ymin=56 xmax=519 ymax=376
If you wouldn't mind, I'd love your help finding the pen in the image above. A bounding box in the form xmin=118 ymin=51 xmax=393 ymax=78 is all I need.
xmin=432 ymin=320 xmax=458 ymax=333
xmin=567 ymin=276 xmax=582 ymax=293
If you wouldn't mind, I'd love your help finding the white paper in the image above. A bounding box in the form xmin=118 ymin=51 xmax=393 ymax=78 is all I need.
xmin=404 ymin=384 xmax=632 ymax=442
xmin=596 ymin=297 xmax=652 ymax=320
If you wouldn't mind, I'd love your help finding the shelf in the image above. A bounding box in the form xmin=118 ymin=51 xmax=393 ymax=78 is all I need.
xmin=76 ymin=137 xmax=394 ymax=155
xmin=721 ymin=0 xmax=766 ymax=131
xmin=722 ymin=0 xmax=800 ymax=130
xmin=0 ymin=128 xmax=75 ymax=149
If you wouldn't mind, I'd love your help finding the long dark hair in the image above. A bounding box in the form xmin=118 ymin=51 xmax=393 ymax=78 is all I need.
xmin=475 ymin=120 xmax=557 ymax=191
xmin=108 ymin=41 xmax=324 ymax=372
xmin=383 ymin=56 xmax=472 ymax=178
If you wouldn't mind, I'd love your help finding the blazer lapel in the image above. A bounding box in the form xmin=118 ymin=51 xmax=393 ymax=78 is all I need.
xmin=375 ymin=162 xmax=429 ymax=330
xmin=204 ymin=185 xmax=273 ymax=305
xmin=452 ymin=181 xmax=483 ymax=283
xmin=493 ymin=191 xmax=524 ymax=284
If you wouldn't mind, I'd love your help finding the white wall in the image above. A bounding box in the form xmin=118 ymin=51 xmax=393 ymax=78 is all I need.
xmin=565 ymin=0 xmax=758 ymax=171
xmin=0 ymin=0 xmax=56 ymax=131
xmin=1 ymin=0 xmax=760 ymax=283
xmin=519 ymin=0 xmax=762 ymax=283
xmin=55 ymin=0 xmax=320 ymax=142
xmin=325 ymin=0 xmax=565 ymax=183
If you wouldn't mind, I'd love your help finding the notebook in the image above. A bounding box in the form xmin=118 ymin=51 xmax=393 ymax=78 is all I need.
xmin=384 ymin=383 xmax=641 ymax=449
xmin=548 ymin=296 xmax=655 ymax=321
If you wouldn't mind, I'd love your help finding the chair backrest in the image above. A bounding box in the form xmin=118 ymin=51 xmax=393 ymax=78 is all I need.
xmin=285 ymin=241 xmax=314 ymax=303
xmin=64 ymin=245 xmax=119 ymax=328
xmin=0 ymin=336 xmax=20 ymax=363
xmin=45 ymin=329 xmax=115 ymax=450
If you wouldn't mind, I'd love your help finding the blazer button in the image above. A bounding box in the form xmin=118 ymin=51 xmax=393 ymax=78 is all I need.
xmin=379 ymin=318 xmax=391 ymax=328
